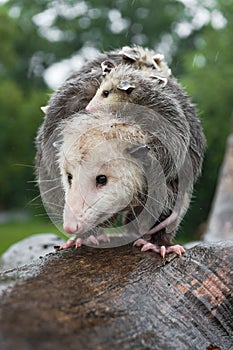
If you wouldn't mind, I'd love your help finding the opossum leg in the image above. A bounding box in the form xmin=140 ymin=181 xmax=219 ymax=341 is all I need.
xmin=144 ymin=211 xmax=178 ymax=238
xmin=133 ymin=239 xmax=185 ymax=258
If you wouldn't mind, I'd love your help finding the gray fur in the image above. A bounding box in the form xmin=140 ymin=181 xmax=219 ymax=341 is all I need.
xmin=35 ymin=46 xmax=206 ymax=247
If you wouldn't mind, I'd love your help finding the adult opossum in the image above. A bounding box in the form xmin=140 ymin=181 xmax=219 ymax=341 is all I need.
xmin=53 ymin=108 xmax=194 ymax=256
xmin=36 ymin=46 xmax=171 ymax=228
xmin=36 ymin=46 xmax=205 ymax=256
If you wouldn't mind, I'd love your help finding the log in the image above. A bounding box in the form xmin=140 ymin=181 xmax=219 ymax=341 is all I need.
xmin=0 ymin=241 xmax=232 ymax=350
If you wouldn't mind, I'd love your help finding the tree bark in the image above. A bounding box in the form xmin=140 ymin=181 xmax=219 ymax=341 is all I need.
xmin=0 ymin=241 xmax=232 ymax=350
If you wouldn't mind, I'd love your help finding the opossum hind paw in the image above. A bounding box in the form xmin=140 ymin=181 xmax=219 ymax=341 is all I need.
xmin=134 ymin=239 xmax=185 ymax=258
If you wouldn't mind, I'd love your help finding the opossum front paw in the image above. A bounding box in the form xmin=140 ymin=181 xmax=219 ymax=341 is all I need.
xmin=133 ymin=239 xmax=185 ymax=258
xmin=59 ymin=237 xmax=83 ymax=250
xmin=59 ymin=234 xmax=110 ymax=250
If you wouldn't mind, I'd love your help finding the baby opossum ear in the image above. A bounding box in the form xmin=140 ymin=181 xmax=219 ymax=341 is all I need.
xmin=127 ymin=143 xmax=150 ymax=159
xmin=117 ymin=81 xmax=135 ymax=94
xmin=52 ymin=140 xmax=62 ymax=149
xmin=150 ymin=75 xmax=168 ymax=88
xmin=152 ymin=53 xmax=164 ymax=68
xmin=101 ymin=60 xmax=115 ymax=76
xmin=120 ymin=46 xmax=139 ymax=62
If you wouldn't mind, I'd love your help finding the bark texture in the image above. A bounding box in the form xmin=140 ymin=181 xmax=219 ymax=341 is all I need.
xmin=0 ymin=241 xmax=232 ymax=350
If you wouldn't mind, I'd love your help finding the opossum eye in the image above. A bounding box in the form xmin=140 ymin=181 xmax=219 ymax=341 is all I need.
xmin=102 ymin=90 xmax=110 ymax=98
xmin=96 ymin=175 xmax=107 ymax=187
xmin=67 ymin=173 xmax=73 ymax=185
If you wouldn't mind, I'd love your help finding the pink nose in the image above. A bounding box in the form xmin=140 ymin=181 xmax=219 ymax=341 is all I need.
xmin=63 ymin=222 xmax=83 ymax=234
xmin=85 ymin=104 xmax=92 ymax=112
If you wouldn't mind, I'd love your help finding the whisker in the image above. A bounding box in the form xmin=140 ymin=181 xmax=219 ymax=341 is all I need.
xmin=42 ymin=201 xmax=64 ymax=209
xmin=13 ymin=163 xmax=35 ymax=168
xmin=138 ymin=190 xmax=166 ymax=208
xmin=28 ymin=178 xmax=60 ymax=184
xmin=136 ymin=197 xmax=158 ymax=222
xmin=28 ymin=185 xmax=61 ymax=204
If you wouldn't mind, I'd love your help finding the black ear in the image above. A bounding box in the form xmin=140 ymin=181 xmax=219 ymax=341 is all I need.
xmin=117 ymin=81 xmax=135 ymax=94
xmin=119 ymin=46 xmax=139 ymax=62
xmin=101 ymin=60 xmax=115 ymax=76
xmin=127 ymin=143 xmax=150 ymax=159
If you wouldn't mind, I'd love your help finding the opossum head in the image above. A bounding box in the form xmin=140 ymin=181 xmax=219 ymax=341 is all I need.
xmin=57 ymin=115 xmax=150 ymax=235
xmin=85 ymin=65 xmax=137 ymax=112
xmin=119 ymin=46 xmax=171 ymax=74
xmin=86 ymin=64 xmax=168 ymax=112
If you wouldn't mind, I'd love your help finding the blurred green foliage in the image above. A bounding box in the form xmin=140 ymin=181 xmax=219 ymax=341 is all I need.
xmin=0 ymin=0 xmax=232 ymax=239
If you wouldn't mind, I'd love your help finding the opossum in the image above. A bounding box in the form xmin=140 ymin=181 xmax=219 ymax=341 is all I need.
xmin=36 ymin=46 xmax=171 ymax=225
xmin=35 ymin=46 xmax=205 ymax=256
xmin=54 ymin=110 xmax=192 ymax=256
xmin=84 ymin=64 xmax=206 ymax=254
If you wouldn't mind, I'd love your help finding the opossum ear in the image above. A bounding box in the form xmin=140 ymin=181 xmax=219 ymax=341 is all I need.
xmin=117 ymin=81 xmax=135 ymax=94
xmin=41 ymin=105 xmax=49 ymax=114
xmin=101 ymin=60 xmax=115 ymax=76
xmin=152 ymin=53 xmax=164 ymax=68
xmin=120 ymin=46 xmax=139 ymax=62
xmin=127 ymin=143 xmax=150 ymax=159
xmin=53 ymin=141 xmax=62 ymax=149
xmin=150 ymin=75 xmax=168 ymax=87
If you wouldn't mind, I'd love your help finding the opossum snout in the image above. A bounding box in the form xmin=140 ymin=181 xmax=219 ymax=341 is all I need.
xmin=63 ymin=221 xmax=83 ymax=235
xmin=86 ymin=95 xmax=100 ymax=112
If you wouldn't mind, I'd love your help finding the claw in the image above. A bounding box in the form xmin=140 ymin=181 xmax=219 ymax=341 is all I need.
xmin=60 ymin=238 xmax=76 ymax=250
xmin=86 ymin=235 xmax=100 ymax=246
xmin=166 ymin=244 xmax=185 ymax=256
xmin=160 ymin=245 xmax=166 ymax=258
xmin=141 ymin=243 xmax=160 ymax=253
xmin=134 ymin=239 xmax=185 ymax=258
xmin=75 ymin=238 xmax=83 ymax=248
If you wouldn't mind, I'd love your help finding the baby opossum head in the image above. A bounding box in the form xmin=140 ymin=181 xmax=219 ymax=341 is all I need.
xmin=85 ymin=63 xmax=168 ymax=112
xmin=57 ymin=114 xmax=150 ymax=235
xmin=119 ymin=45 xmax=171 ymax=75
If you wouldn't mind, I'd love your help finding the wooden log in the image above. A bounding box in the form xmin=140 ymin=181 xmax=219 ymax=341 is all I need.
xmin=204 ymin=134 xmax=233 ymax=242
xmin=0 ymin=241 xmax=232 ymax=350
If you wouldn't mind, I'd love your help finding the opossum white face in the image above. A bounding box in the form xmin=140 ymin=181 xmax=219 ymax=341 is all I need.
xmin=86 ymin=75 xmax=136 ymax=112
xmin=58 ymin=124 xmax=149 ymax=235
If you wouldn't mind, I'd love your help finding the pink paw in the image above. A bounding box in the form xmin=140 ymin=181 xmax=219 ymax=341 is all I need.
xmin=59 ymin=237 xmax=82 ymax=250
xmin=59 ymin=234 xmax=110 ymax=250
xmin=134 ymin=239 xmax=185 ymax=258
